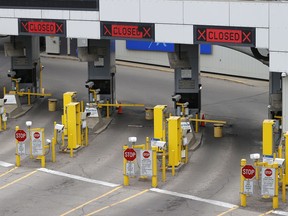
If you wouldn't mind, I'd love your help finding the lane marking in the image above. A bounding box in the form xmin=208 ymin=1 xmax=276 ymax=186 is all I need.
xmin=60 ymin=186 xmax=122 ymax=216
xmin=0 ymin=167 xmax=18 ymax=178
xmin=272 ymin=210 xmax=288 ymax=216
xmin=217 ymin=206 xmax=239 ymax=216
xmin=0 ymin=170 xmax=37 ymax=190
xmin=38 ymin=168 xmax=120 ymax=188
xmin=150 ymin=188 xmax=238 ymax=209
xmin=259 ymin=210 xmax=274 ymax=216
xmin=85 ymin=189 xmax=149 ymax=216
xmin=0 ymin=161 xmax=14 ymax=167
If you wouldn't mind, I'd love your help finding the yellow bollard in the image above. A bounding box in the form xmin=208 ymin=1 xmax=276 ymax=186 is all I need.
xmin=145 ymin=137 xmax=149 ymax=150
xmin=15 ymin=126 xmax=21 ymax=167
xmin=240 ymin=159 xmax=247 ymax=207
xmin=283 ymin=174 xmax=286 ymax=203
xmin=195 ymin=114 xmax=199 ymax=133
xmin=123 ymin=146 xmax=129 ymax=186
xmin=273 ymin=163 xmax=279 ymax=209
xmin=3 ymin=86 xmax=6 ymax=95
xmin=85 ymin=125 xmax=88 ymax=146
xmin=52 ymin=137 xmax=56 ymax=163
xmin=171 ymin=150 xmax=175 ymax=176
xmin=28 ymin=88 xmax=31 ymax=106
xmin=152 ymin=146 xmax=158 ymax=188
xmin=254 ymin=159 xmax=260 ymax=180
xmin=162 ymin=150 xmax=166 ymax=183
xmin=41 ymin=156 xmax=46 ymax=168
xmin=106 ymin=100 xmax=110 ymax=118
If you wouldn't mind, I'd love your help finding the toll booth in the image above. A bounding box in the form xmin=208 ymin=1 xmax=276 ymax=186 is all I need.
xmin=78 ymin=39 xmax=116 ymax=115
xmin=169 ymin=44 xmax=201 ymax=115
xmin=4 ymin=36 xmax=41 ymax=93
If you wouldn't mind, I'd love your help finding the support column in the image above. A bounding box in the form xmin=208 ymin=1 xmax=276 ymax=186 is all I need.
xmin=282 ymin=74 xmax=288 ymax=132
xmin=269 ymin=72 xmax=282 ymax=119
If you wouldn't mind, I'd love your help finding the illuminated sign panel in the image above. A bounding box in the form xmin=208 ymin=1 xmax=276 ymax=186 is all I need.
xmin=101 ymin=22 xmax=154 ymax=40
xmin=194 ymin=25 xmax=255 ymax=46
xmin=19 ymin=19 xmax=66 ymax=36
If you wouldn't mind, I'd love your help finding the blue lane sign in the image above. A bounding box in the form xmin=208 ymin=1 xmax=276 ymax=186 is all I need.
xmin=126 ymin=40 xmax=175 ymax=52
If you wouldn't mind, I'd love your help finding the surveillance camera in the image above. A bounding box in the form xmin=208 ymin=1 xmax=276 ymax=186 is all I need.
xmin=172 ymin=94 xmax=181 ymax=102
xmin=128 ymin=137 xmax=137 ymax=143
xmin=85 ymin=81 xmax=94 ymax=88
xmin=183 ymin=102 xmax=189 ymax=107
xmin=25 ymin=121 xmax=32 ymax=127
xmin=46 ymin=139 xmax=51 ymax=144
xmin=55 ymin=124 xmax=64 ymax=133
xmin=281 ymin=72 xmax=287 ymax=78
xmin=250 ymin=153 xmax=260 ymax=160
xmin=95 ymin=88 xmax=100 ymax=93
xmin=7 ymin=71 xmax=16 ymax=78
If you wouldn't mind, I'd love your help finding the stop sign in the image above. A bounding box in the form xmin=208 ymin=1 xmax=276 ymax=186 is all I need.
xmin=34 ymin=132 xmax=40 ymax=139
xmin=264 ymin=168 xmax=273 ymax=177
xmin=242 ymin=165 xmax=256 ymax=179
xmin=142 ymin=151 xmax=150 ymax=159
xmin=15 ymin=130 xmax=27 ymax=142
xmin=124 ymin=148 xmax=136 ymax=161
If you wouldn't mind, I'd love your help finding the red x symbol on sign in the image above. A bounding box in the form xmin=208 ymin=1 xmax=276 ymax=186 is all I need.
xmin=197 ymin=29 xmax=206 ymax=40
xmin=56 ymin=24 xmax=63 ymax=33
xmin=242 ymin=32 xmax=251 ymax=43
xmin=143 ymin=27 xmax=151 ymax=38
xmin=22 ymin=22 xmax=28 ymax=32
xmin=104 ymin=25 xmax=111 ymax=36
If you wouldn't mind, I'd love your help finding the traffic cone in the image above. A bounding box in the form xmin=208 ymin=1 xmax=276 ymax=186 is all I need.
xmin=117 ymin=102 xmax=123 ymax=114
xmin=200 ymin=114 xmax=205 ymax=127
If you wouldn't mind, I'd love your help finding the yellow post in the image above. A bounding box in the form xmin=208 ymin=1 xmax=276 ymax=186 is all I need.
xmin=28 ymin=88 xmax=31 ymax=105
xmin=278 ymin=145 xmax=283 ymax=182
xmin=240 ymin=159 xmax=247 ymax=207
xmin=106 ymin=100 xmax=110 ymax=118
xmin=283 ymin=174 xmax=286 ymax=203
xmin=15 ymin=126 xmax=21 ymax=167
xmin=152 ymin=146 xmax=158 ymax=188
xmin=162 ymin=149 xmax=166 ymax=183
xmin=171 ymin=150 xmax=175 ymax=176
xmin=52 ymin=137 xmax=56 ymax=162
xmin=3 ymin=86 xmax=6 ymax=95
xmin=85 ymin=125 xmax=88 ymax=146
xmin=254 ymin=159 xmax=260 ymax=180
xmin=195 ymin=113 xmax=199 ymax=133
xmin=123 ymin=145 xmax=129 ymax=186
xmin=41 ymin=156 xmax=46 ymax=168
xmin=145 ymin=137 xmax=149 ymax=150
xmin=273 ymin=163 xmax=279 ymax=209
xmin=185 ymin=144 xmax=188 ymax=164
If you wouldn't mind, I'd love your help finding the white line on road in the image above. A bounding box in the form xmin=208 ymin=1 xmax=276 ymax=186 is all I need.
xmin=273 ymin=211 xmax=288 ymax=216
xmin=0 ymin=161 xmax=14 ymax=167
xmin=38 ymin=168 xmax=120 ymax=188
xmin=150 ymin=188 xmax=238 ymax=209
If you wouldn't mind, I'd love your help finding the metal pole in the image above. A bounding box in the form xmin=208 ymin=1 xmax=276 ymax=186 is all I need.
xmin=283 ymin=173 xmax=286 ymax=203
xmin=52 ymin=137 xmax=56 ymax=163
xmin=162 ymin=149 xmax=166 ymax=183
xmin=28 ymin=88 xmax=31 ymax=105
xmin=273 ymin=163 xmax=279 ymax=209
xmin=15 ymin=126 xmax=21 ymax=167
xmin=152 ymin=146 xmax=158 ymax=188
xmin=123 ymin=146 xmax=129 ymax=186
xmin=195 ymin=114 xmax=199 ymax=133
xmin=240 ymin=159 xmax=247 ymax=207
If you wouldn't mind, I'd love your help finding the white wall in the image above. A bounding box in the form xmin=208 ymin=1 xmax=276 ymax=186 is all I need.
xmin=115 ymin=41 xmax=269 ymax=80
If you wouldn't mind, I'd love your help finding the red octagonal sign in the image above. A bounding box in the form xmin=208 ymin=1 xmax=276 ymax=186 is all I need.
xmin=15 ymin=130 xmax=27 ymax=142
xmin=124 ymin=148 xmax=136 ymax=161
xmin=242 ymin=165 xmax=256 ymax=179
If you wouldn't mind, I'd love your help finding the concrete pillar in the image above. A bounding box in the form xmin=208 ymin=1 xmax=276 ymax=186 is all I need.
xmin=282 ymin=73 xmax=288 ymax=132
